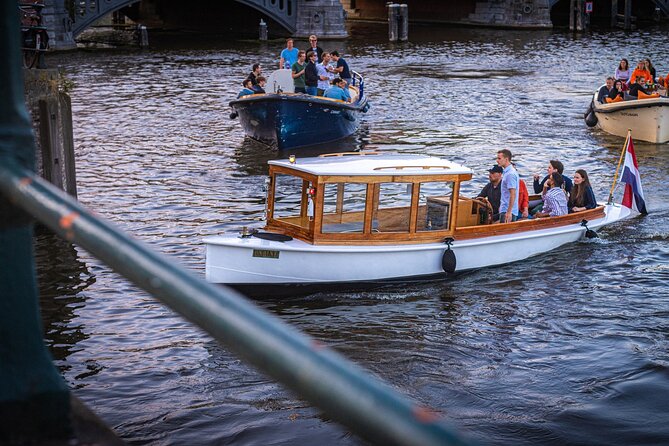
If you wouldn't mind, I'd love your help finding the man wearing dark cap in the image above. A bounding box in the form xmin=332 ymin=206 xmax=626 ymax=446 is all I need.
xmin=477 ymin=165 xmax=503 ymax=221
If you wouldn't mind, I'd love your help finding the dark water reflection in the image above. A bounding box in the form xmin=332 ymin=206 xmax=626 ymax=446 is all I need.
xmin=40 ymin=22 xmax=669 ymax=445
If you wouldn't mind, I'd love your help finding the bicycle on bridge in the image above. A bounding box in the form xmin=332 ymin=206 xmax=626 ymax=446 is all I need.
xmin=19 ymin=2 xmax=49 ymax=69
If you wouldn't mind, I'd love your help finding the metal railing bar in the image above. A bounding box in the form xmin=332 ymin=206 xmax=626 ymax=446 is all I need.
xmin=0 ymin=161 xmax=470 ymax=446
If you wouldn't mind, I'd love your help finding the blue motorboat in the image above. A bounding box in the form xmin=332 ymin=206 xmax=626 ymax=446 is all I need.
xmin=229 ymin=71 xmax=369 ymax=150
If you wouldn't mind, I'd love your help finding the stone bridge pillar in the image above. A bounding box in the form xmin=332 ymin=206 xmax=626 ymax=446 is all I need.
xmin=295 ymin=0 xmax=347 ymax=38
xmin=467 ymin=0 xmax=552 ymax=28
xmin=42 ymin=0 xmax=77 ymax=50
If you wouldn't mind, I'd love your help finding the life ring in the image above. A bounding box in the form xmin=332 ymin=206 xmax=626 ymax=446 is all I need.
xmin=523 ymin=4 xmax=533 ymax=14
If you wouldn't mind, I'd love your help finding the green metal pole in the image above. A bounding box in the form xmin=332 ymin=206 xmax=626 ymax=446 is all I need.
xmin=0 ymin=1 xmax=72 ymax=442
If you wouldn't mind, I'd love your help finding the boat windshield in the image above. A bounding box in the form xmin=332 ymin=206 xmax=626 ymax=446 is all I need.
xmin=272 ymin=173 xmax=313 ymax=230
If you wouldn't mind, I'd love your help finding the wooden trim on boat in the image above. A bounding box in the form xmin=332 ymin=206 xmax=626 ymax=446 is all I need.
xmin=453 ymin=206 xmax=605 ymax=240
xmin=318 ymin=151 xmax=383 ymax=157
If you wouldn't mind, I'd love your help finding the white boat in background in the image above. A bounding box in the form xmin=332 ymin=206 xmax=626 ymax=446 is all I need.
xmin=204 ymin=152 xmax=632 ymax=293
xmin=586 ymin=89 xmax=669 ymax=143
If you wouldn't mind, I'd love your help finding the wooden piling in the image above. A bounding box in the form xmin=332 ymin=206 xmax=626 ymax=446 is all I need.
xmin=611 ymin=0 xmax=618 ymax=27
xmin=24 ymin=69 xmax=77 ymax=198
xmin=387 ymin=3 xmax=399 ymax=42
xmin=624 ymin=0 xmax=632 ymax=29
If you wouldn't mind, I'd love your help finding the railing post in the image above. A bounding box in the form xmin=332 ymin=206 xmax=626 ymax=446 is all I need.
xmin=0 ymin=2 xmax=72 ymax=442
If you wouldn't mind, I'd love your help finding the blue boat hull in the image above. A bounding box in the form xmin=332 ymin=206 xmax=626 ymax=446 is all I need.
xmin=230 ymin=94 xmax=369 ymax=150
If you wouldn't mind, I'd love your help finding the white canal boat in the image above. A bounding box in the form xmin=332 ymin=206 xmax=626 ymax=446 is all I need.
xmin=205 ymin=153 xmax=631 ymax=293
xmin=587 ymin=89 xmax=669 ymax=143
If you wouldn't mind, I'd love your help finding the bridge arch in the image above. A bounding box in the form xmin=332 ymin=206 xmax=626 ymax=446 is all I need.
xmin=70 ymin=0 xmax=296 ymax=37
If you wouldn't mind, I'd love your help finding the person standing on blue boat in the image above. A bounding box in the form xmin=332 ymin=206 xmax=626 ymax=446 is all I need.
xmin=330 ymin=51 xmax=351 ymax=87
xmin=307 ymin=34 xmax=323 ymax=63
xmin=279 ymin=38 xmax=299 ymax=70
xmin=324 ymin=78 xmax=351 ymax=102
xmin=304 ymin=51 xmax=319 ymax=96
xmin=317 ymin=52 xmax=335 ymax=96
xmin=496 ymin=149 xmax=519 ymax=223
xmin=291 ymin=50 xmax=307 ymax=94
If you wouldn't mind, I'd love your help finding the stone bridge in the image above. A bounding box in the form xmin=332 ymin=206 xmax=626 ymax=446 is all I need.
xmin=43 ymin=0 xmax=347 ymax=49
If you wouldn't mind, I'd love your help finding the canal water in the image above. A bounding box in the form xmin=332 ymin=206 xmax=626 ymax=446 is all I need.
xmin=43 ymin=23 xmax=669 ymax=445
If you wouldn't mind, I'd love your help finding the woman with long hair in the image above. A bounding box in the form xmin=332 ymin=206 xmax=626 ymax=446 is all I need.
xmin=645 ymin=58 xmax=656 ymax=83
xmin=609 ymin=79 xmax=625 ymax=100
xmin=615 ymin=58 xmax=631 ymax=85
xmin=568 ymin=169 xmax=597 ymax=213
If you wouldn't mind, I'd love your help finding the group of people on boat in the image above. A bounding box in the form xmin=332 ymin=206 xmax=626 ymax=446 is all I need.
xmin=237 ymin=35 xmax=353 ymax=102
xmin=597 ymin=57 xmax=669 ymax=103
xmin=476 ymin=150 xmax=597 ymax=224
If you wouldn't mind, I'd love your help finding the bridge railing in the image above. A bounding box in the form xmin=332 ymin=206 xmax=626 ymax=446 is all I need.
xmin=0 ymin=3 xmax=469 ymax=445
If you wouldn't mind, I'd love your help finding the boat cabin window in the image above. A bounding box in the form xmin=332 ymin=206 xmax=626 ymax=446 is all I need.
xmin=272 ymin=173 xmax=313 ymax=230
xmin=372 ymin=182 xmax=413 ymax=233
xmin=417 ymin=181 xmax=454 ymax=231
xmin=322 ymin=182 xmax=367 ymax=233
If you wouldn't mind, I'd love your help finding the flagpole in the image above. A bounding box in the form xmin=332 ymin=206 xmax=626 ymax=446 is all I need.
xmin=607 ymin=129 xmax=630 ymax=204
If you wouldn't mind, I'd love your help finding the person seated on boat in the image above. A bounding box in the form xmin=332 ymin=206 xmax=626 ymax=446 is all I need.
xmin=535 ymin=172 xmax=568 ymax=218
xmin=247 ymin=63 xmax=262 ymax=87
xmin=304 ymin=51 xmax=320 ymax=96
xmin=645 ymin=58 xmax=657 ymax=83
xmin=323 ymin=78 xmax=352 ymax=102
xmin=628 ymin=75 xmax=651 ymax=98
xmin=252 ymin=76 xmax=266 ymax=94
xmin=496 ymin=149 xmax=519 ymax=223
xmin=330 ymin=51 xmax=352 ymax=87
xmin=607 ymin=79 xmax=625 ymax=102
xmin=476 ymin=165 xmax=502 ymax=221
xmin=279 ymin=38 xmax=299 ymax=70
xmin=316 ymin=52 xmax=335 ymax=96
xmin=291 ymin=50 xmax=307 ymax=94
xmin=628 ymin=61 xmax=652 ymax=87
xmin=597 ymin=77 xmax=615 ymax=103
xmin=512 ymin=162 xmax=530 ymax=219
xmin=237 ymin=79 xmax=255 ymax=98
xmin=568 ymin=169 xmax=597 ymax=213
xmin=532 ymin=160 xmax=573 ymax=194
xmin=614 ymin=58 xmax=631 ymax=89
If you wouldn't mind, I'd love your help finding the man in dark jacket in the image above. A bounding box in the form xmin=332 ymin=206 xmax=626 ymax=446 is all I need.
xmin=533 ymin=159 xmax=573 ymax=194
xmin=304 ymin=51 xmax=319 ymax=96
xmin=477 ymin=165 xmax=503 ymax=221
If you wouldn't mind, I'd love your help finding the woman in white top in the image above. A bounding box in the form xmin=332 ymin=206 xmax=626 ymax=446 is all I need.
xmin=614 ymin=58 xmax=631 ymax=84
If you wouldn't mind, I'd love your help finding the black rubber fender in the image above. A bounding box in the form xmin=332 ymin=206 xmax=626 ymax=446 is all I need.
xmin=442 ymin=249 xmax=456 ymax=273
xmin=585 ymin=110 xmax=598 ymax=127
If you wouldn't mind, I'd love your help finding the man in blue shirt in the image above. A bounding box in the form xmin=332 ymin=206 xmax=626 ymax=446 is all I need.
xmin=279 ymin=38 xmax=298 ymax=70
xmin=324 ymin=78 xmax=351 ymax=102
xmin=496 ymin=149 xmax=519 ymax=223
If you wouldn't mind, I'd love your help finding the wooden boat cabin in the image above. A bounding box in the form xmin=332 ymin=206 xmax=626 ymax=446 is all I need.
xmin=264 ymin=153 xmax=605 ymax=246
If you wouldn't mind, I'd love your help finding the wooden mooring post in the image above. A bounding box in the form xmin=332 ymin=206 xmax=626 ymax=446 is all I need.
xmin=24 ymin=69 xmax=77 ymax=198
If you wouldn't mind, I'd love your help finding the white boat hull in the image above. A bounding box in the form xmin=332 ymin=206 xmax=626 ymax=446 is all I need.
xmin=205 ymin=204 xmax=631 ymax=286
xmin=592 ymin=93 xmax=669 ymax=143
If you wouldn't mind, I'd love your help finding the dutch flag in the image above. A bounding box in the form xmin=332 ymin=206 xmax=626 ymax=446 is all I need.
xmin=619 ymin=136 xmax=648 ymax=215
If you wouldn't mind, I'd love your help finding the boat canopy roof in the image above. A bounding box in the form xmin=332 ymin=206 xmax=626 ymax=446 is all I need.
xmin=269 ymin=153 xmax=473 ymax=177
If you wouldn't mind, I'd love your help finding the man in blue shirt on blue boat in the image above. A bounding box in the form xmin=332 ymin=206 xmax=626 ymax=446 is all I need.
xmin=496 ymin=149 xmax=519 ymax=223
xmin=324 ymin=78 xmax=351 ymax=102
xmin=279 ymin=38 xmax=299 ymax=70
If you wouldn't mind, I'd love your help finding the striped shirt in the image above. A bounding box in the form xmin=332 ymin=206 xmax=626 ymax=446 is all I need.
xmin=542 ymin=187 xmax=568 ymax=217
